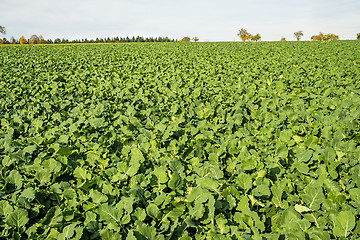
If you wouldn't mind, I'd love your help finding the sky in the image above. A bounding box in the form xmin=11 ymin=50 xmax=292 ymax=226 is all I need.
xmin=1 ymin=0 xmax=360 ymax=41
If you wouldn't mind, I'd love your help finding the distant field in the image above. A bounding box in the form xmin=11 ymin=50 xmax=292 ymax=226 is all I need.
xmin=0 ymin=41 xmax=360 ymax=239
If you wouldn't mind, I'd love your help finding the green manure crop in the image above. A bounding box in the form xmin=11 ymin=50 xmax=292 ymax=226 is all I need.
xmin=0 ymin=41 xmax=360 ymax=239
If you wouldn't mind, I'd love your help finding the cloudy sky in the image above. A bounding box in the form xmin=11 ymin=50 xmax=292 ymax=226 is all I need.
xmin=1 ymin=0 xmax=359 ymax=41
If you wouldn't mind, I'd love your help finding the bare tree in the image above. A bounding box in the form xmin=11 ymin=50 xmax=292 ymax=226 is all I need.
xmin=29 ymin=34 xmax=40 ymax=44
xmin=0 ymin=26 xmax=6 ymax=34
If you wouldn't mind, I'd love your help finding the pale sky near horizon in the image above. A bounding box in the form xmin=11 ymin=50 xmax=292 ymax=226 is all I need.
xmin=1 ymin=0 xmax=359 ymax=41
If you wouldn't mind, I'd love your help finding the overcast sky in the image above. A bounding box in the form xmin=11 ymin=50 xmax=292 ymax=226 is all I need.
xmin=1 ymin=0 xmax=359 ymax=41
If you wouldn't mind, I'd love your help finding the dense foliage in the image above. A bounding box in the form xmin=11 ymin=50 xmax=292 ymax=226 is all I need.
xmin=0 ymin=41 xmax=360 ymax=239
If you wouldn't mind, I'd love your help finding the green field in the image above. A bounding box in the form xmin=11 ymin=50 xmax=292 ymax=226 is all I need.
xmin=1 ymin=41 xmax=360 ymax=239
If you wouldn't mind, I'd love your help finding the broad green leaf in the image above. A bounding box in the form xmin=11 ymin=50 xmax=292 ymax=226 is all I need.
xmin=333 ymin=211 xmax=356 ymax=238
xmin=73 ymin=166 xmax=91 ymax=180
xmin=296 ymin=148 xmax=313 ymax=162
xmin=236 ymin=172 xmax=252 ymax=193
xmin=59 ymin=223 xmax=78 ymax=240
xmin=89 ymin=189 xmax=108 ymax=204
xmin=116 ymin=197 xmax=134 ymax=214
xmin=97 ymin=204 xmax=123 ymax=229
xmin=308 ymin=227 xmax=330 ymax=240
xmin=300 ymin=182 xmax=325 ymax=210
xmin=187 ymin=187 xmax=210 ymax=203
xmin=304 ymin=136 xmax=319 ymax=150
xmin=168 ymin=172 xmax=182 ymax=190
xmin=0 ymin=200 xmax=14 ymax=217
xmin=135 ymin=222 xmax=157 ymax=240
xmin=126 ymin=230 xmax=137 ymax=240
xmin=271 ymin=184 xmax=288 ymax=209
xmin=84 ymin=211 xmax=98 ymax=230
xmin=216 ymin=214 xmax=229 ymax=234
xmin=130 ymin=148 xmax=145 ymax=163
xmin=146 ymin=203 xmax=161 ymax=219
xmin=41 ymin=206 xmax=63 ymax=227
xmin=252 ymin=184 xmax=271 ymax=197
xmin=197 ymin=177 xmax=221 ymax=195
xmin=281 ymin=220 xmax=310 ymax=240
xmin=133 ymin=208 xmax=146 ymax=222
xmin=115 ymin=161 xmax=140 ymax=181
xmin=19 ymin=187 xmax=36 ymax=201
xmin=160 ymin=203 xmax=185 ymax=223
xmin=23 ymin=145 xmax=37 ymax=155
xmin=100 ymin=229 xmax=122 ymax=240
xmin=294 ymin=204 xmax=313 ymax=213
xmin=58 ymin=134 xmax=69 ymax=144
xmin=35 ymin=169 xmax=52 ymax=184
xmin=279 ymin=129 xmax=293 ymax=142
xmin=189 ymin=200 xmax=205 ymax=220
xmin=152 ymin=167 xmax=169 ymax=184
xmin=276 ymin=145 xmax=288 ymax=159
xmin=25 ymin=224 xmax=38 ymax=239
xmin=42 ymin=158 xmax=62 ymax=173
xmin=279 ymin=207 xmax=301 ymax=226
xmin=46 ymin=228 xmax=60 ymax=239
xmin=279 ymin=208 xmax=304 ymax=239
xmin=6 ymin=170 xmax=23 ymax=190
xmin=6 ymin=208 xmax=29 ymax=228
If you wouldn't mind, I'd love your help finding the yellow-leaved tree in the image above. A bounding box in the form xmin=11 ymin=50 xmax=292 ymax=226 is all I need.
xmin=237 ymin=28 xmax=251 ymax=41
xmin=179 ymin=36 xmax=191 ymax=42
xmin=19 ymin=36 xmax=27 ymax=44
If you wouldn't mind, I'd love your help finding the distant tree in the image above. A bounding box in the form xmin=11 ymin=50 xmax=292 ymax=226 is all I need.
xmin=357 ymin=33 xmax=360 ymax=40
xmin=29 ymin=34 xmax=40 ymax=44
xmin=311 ymin=32 xmax=338 ymax=41
xmin=0 ymin=26 xmax=5 ymax=34
xmin=294 ymin=30 xmax=303 ymax=41
xmin=19 ymin=36 xmax=27 ymax=44
xmin=237 ymin=28 xmax=251 ymax=41
xmin=251 ymin=34 xmax=261 ymax=42
xmin=39 ymin=35 xmax=46 ymax=44
xmin=280 ymin=37 xmax=286 ymax=41
xmin=2 ymin=38 xmax=9 ymax=44
xmin=54 ymin=38 xmax=61 ymax=44
xmin=192 ymin=36 xmax=199 ymax=42
xmin=311 ymin=32 xmax=324 ymax=41
xmin=318 ymin=32 xmax=325 ymax=41
xmin=10 ymin=36 xmax=16 ymax=44
xmin=180 ymin=36 xmax=191 ymax=42
xmin=311 ymin=35 xmax=319 ymax=41
xmin=324 ymin=33 xmax=339 ymax=41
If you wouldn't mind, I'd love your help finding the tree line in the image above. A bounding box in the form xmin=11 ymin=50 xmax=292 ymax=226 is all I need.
xmin=0 ymin=29 xmax=177 ymax=44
